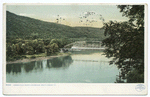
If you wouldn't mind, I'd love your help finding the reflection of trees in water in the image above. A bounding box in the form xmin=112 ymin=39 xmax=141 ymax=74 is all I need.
xmin=47 ymin=56 xmax=73 ymax=68
xmin=34 ymin=61 xmax=43 ymax=70
xmin=23 ymin=61 xmax=35 ymax=72
xmin=6 ymin=56 xmax=73 ymax=74
xmin=6 ymin=63 xmax=22 ymax=74
xmin=23 ymin=61 xmax=43 ymax=73
xmin=7 ymin=61 xmax=44 ymax=74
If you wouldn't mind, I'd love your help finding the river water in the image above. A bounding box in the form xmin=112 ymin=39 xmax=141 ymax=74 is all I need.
xmin=6 ymin=50 xmax=120 ymax=83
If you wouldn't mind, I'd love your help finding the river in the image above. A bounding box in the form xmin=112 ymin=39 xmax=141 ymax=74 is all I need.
xmin=6 ymin=50 xmax=120 ymax=83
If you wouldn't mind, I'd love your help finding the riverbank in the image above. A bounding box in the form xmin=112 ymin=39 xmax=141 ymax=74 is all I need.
xmin=6 ymin=53 xmax=71 ymax=64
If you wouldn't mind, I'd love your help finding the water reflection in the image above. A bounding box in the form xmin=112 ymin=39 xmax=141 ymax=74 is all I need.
xmin=23 ymin=61 xmax=36 ymax=73
xmin=23 ymin=61 xmax=44 ymax=73
xmin=47 ymin=56 xmax=73 ymax=68
xmin=7 ymin=51 xmax=120 ymax=83
xmin=6 ymin=63 xmax=22 ymax=74
xmin=6 ymin=56 xmax=73 ymax=74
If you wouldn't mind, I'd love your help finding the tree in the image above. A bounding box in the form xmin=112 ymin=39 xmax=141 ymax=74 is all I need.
xmin=6 ymin=43 xmax=14 ymax=57
xmin=20 ymin=43 xmax=26 ymax=54
xmin=102 ymin=5 xmax=144 ymax=83
xmin=36 ymin=41 xmax=45 ymax=53
xmin=43 ymin=39 xmax=51 ymax=46
xmin=50 ymin=39 xmax=59 ymax=45
xmin=60 ymin=38 xmax=70 ymax=47
xmin=26 ymin=46 xmax=34 ymax=55
xmin=15 ymin=43 xmax=20 ymax=54
xmin=45 ymin=45 xmax=52 ymax=56
xmin=31 ymin=33 xmax=39 ymax=39
xmin=50 ymin=43 xmax=59 ymax=53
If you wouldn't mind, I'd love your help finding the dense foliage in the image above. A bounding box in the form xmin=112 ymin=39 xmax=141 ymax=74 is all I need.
xmin=6 ymin=11 xmax=106 ymax=41
xmin=102 ymin=5 xmax=144 ymax=83
xmin=6 ymin=38 xmax=69 ymax=61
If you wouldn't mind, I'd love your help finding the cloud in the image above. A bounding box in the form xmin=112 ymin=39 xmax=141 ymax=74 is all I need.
xmin=19 ymin=13 xmax=35 ymax=17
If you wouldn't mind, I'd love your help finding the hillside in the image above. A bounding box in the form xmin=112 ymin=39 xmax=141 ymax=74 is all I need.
xmin=6 ymin=11 xmax=106 ymax=40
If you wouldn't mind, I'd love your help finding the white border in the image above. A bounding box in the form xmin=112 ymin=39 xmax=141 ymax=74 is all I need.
xmin=0 ymin=1 xmax=149 ymax=96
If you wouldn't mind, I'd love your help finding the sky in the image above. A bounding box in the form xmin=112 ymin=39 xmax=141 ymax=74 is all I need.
xmin=6 ymin=4 xmax=128 ymax=28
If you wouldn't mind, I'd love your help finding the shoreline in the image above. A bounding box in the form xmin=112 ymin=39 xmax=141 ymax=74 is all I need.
xmin=6 ymin=54 xmax=69 ymax=64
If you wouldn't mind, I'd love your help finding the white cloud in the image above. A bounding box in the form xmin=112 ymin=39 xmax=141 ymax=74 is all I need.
xmin=19 ymin=13 xmax=35 ymax=17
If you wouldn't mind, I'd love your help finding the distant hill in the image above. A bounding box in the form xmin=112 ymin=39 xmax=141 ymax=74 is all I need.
xmin=6 ymin=11 xmax=106 ymax=40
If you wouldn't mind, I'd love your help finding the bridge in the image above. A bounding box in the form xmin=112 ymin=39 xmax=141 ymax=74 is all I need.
xmin=61 ymin=41 xmax=105 ymax=52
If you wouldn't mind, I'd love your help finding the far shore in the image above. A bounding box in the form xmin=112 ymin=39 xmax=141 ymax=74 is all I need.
xmin=6 ymin=53 xmax=70 ymax=64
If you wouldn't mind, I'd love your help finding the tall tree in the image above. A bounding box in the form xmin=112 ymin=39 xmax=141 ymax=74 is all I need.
xmin=102 ymin=5 xmax=144 ymax=83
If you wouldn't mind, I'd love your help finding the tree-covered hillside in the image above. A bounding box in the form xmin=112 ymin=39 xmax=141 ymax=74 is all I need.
xmin=6 ymin=11 xmax=105 ymax=41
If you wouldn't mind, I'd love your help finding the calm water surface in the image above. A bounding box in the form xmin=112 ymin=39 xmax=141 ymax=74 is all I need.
xmin=6 ymin=50 xmax=119 ymax=83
